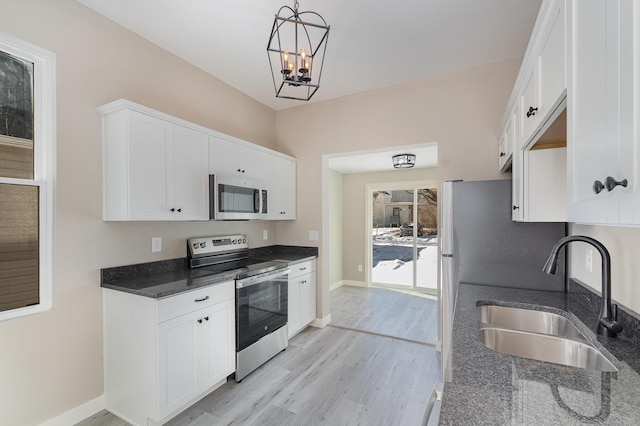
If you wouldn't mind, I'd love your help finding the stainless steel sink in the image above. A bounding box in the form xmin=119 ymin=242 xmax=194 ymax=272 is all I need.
xmin=477 ymin=303 xmax=618 ymax=372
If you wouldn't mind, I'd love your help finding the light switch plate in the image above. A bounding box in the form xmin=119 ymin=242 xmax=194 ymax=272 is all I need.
xmin=152 ymin=237 xmax=162 ymax=252
xmin=263 ymin=230 xmax=269 ymax=240
xmin=309 ymin=230 xmax=319 ymax=241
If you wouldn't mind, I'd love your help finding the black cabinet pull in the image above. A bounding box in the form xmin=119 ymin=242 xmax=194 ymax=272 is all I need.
xmin=195 ymin=296 xmax=210 ymax=303
xmin=204 ymin=316 xmax=209 ymax=321
xmin=198 ymin=319 xmax=203 ymax=324
xmin=593 ymin=180 xmax=605 ymax=194
xmin=177 ymin=208 xmax=182 ymax=213
xmin=500 ymin=152 xmax=506 ymax=157
xmin=605 ymin=176 xmax=628 ymax=192
xmin=170 ymin=208 xmax=175 ymax=212
xmin=526 ymin=106 xmax=538 ymax=118
xmin=513 ymin=205 xmax=520 ymax=211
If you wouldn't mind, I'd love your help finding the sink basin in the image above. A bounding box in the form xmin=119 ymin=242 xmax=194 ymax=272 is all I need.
xmin=477 ymin=303 xmax=618 ymax=372
xmin=478 ymin=304 xmax=587 ymax=341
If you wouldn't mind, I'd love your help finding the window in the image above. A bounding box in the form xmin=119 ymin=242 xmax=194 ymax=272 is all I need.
xmin=0 ymin=34 xmax=55 ymax=321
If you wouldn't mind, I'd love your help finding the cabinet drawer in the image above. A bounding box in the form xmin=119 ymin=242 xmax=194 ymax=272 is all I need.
xmin=157 ymin=281 xmax=234 ymax=323
xmin=287 ymin=260 xmax=316 ymax=279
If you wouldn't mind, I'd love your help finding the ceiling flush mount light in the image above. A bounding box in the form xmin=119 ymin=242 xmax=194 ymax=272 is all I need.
xmin=393 ymin=154 xmax=416 ymax=169
xmin=267 ymin=0 xmax=330 ymax=101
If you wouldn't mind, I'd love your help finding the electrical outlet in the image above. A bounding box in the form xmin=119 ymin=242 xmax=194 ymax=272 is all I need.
xmin=586 ymin=249 xmax=593 ymax=273
xmin=358 ymin=264 xmax=363 ymax=272
xmin=309 ymin=230 xmax=319 ymax=241
xmin=263 ymin=229 xmax=268 ymax=240
xmin=151 ymin=237 xmax=162 ymax=253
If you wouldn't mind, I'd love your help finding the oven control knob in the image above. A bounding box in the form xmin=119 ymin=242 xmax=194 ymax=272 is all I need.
xmin=200 ymin=242 xmax=206 ymax=248
xmin=232 ymin=239 xmax=237 ymax=244
xmin=192 ymin=243 xmax=198 ymax=249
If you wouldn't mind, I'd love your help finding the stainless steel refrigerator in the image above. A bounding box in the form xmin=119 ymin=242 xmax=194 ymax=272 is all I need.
xmin=439 ymin=179 xmax=566 ymax=380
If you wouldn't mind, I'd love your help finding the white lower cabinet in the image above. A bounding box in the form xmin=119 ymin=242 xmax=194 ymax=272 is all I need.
xmin=287 ymin=259 xmax=316 ymax=338
xmin=103 ymin=282 xmax=235 ymax=426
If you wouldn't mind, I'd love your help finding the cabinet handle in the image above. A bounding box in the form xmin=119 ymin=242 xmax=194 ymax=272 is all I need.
xmin=301 ymin=280 xmax=307 ymax=284
xmin=195 ymin=296 xmax=210 ymax=303
xmin=512 ymin=205 xmax=520 ymax=211
xmin=499 ymin=152 xmax=506 ymax=157
xmin=605 ymin=176 xmax=628 ymax=192
xmin=170 ymin=208 xmax=175 ymax=212
xmin=526 ymin=106 xmax=538 ymax=118
xmin=299 ymin=267 xmax=307 ymax=271
xmin=198 ymin=319 xmax=203 ymax=324
xmin=593 ymin=180 xmax=605 ymax=194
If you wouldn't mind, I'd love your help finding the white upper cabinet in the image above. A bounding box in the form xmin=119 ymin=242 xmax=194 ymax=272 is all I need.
xmin=209 ymin=135 xmax=265 ymax=182
xmin=266 ymin=154 xmax=296 ymax=220
xmin=101 ymin=107 xmax=209 ymax=221
xmin=499 ymin=0 xmax=568 ymax=222
xmin=567 ymin=0 xmax=640 ymax=225
xmin=98 ymin=99 xmax=297 ymax=222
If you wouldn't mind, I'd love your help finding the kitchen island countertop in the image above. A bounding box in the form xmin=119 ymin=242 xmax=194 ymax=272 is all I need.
xmin=440 ymin=283 xmax=640 ymax=425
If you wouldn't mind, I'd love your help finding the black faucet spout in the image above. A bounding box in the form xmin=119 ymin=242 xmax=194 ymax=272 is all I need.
xmin=543 ymin=235 xmax=622 ymax=338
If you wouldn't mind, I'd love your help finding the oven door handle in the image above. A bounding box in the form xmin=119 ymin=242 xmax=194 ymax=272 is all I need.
xmin=236 ymin=268 xmax=291 ymax=288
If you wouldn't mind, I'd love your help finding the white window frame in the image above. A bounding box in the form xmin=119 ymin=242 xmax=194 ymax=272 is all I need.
xmin=0 ymin=33 xmax=56 ymax=322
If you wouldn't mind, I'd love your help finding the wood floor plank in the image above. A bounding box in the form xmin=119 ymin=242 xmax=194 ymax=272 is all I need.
xmin=76 ymin=285 xmax=441 ymax=426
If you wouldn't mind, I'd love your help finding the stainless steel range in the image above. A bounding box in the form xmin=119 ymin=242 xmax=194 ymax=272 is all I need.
xmin=187 ymin=235 xmax=290 ymax=382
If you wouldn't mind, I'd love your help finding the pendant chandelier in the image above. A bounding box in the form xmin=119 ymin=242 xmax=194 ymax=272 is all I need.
xmin=267 ymin=0 xmax=330 ymax=101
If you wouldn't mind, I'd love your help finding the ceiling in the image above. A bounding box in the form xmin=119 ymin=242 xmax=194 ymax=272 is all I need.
xmin=77 ymin=0 xmax=542 ymax=111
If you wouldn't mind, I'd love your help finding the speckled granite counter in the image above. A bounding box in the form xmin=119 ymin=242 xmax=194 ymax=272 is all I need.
xmin=439 ymin=282 xmax=640 ymax=425
xmin=100 ymin=245 xmax=318 ymax=299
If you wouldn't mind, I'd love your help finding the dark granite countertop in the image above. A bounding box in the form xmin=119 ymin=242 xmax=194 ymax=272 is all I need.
xmin=439 ymin=283 xmax=640 ymax=425
xmin=100 ymin=245 xmax=318 ymax=299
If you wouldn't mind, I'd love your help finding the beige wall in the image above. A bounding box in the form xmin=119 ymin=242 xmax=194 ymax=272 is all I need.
xmin=341 ymin=168 xmax=439 ymax=283
xmin=569 ymin=224 xmax=640 ymax=315
xmin=0 ymin=1 xmax=277 ymax=425
xmin=275 ymin=59 xmax=519 ymax=319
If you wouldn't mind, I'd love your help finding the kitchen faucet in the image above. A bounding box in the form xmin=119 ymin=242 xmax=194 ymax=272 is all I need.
xmin=543 ymin=235 xmax=623 ymax=338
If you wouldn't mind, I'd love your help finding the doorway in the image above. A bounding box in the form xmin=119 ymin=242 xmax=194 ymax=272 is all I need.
xmin=367 ymin=182 xmax=438 ymax=294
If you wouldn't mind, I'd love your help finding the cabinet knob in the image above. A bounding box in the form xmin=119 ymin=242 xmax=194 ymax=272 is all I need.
xmin=237 ymin=169 xmax=241 ymax=172
xmin=198 ymin=319 xmax=203 ymax=324
xmin=499 ymin=152 xmax=506 ymax=157
xmin=177 ymin=208 xmax=182 ymax=213
xmin=204 ymin=316 xmax=209 ymax=321
xmin=605 ymin=176 xmax=628 ymax=192
xmin=526 ymin=106 xmax=538 ymax=118
xmin=593 ymin=180 xmax=605 ymax=194
xmin=170 ymin=208 xmax=175 ymax=212
xmin=512 ymin=205 xmax=520 ymax=211
xmin=195 ymin=296 xmax=210 ymax=303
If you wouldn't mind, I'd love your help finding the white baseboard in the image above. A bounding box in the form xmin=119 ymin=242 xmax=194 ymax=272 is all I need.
xmin=39 ymin=395 xmax=105 ymax=426
xmin=311 ymin=314 xmax=331 ymax=328
xmin=330 ymin=280 xmax=365 ymax=291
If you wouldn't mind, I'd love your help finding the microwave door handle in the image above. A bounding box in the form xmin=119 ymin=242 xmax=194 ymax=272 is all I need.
xmin=254 ymin=189 xmax=260 ymax=213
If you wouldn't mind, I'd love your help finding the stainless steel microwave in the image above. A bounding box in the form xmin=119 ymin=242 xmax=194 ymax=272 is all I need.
xmin=210 ymin=175 xmax=268 ymax=220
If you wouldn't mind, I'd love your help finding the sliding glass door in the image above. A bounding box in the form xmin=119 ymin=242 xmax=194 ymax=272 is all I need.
xmin=368 ymin=183 xmax=438 ymax=293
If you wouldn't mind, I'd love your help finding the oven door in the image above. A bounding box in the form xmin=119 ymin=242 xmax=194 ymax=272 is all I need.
xmin=236 ymin=269 xmax=289 ymax=351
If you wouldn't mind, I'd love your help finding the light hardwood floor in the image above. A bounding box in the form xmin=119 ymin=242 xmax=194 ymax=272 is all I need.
xmin=77 ymin=286 xmax=441 ymax=426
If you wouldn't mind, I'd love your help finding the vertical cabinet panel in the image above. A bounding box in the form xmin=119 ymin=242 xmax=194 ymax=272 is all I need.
xmin=128 ymin=111 xmax=174 ymax=220
xmin=200 ymin=299 xmax=235 ymax=390
xmin=266 ymin=154 xmax=297 ymax=220
xmin=173 ymin=125 xmax=209 ymax=220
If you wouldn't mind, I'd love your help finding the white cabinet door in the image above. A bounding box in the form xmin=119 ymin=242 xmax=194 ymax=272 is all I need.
xmin=299 ymin=272 xmax=316 ymax=327
xmin=287 ymin=276 xmax=301 ymax=338
xmin=200 ymin=299 xmax=235 ymax=390
xmin=128 ymin=111 xmax=175 ymax=220
xmin=173 ymin=125 xmax=210 ymax=220
xmin=520 ymin=67 xmax=539 ymax=146
xmin=209 ymin=136 xmax=265 ymax=181
xmin=158 ymin=311 xmax=199 ymax=418
xmin=567 ymin=0 xmax=628 ymax=224
xmin=538 ymin=0 xmax=566 ymax=122
xmin=266 ymin=154 xmax=296 ymax=220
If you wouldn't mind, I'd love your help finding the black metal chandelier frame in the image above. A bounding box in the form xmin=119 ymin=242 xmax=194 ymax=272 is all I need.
xmin=267 ymin=1 xmax=330 ymax=101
